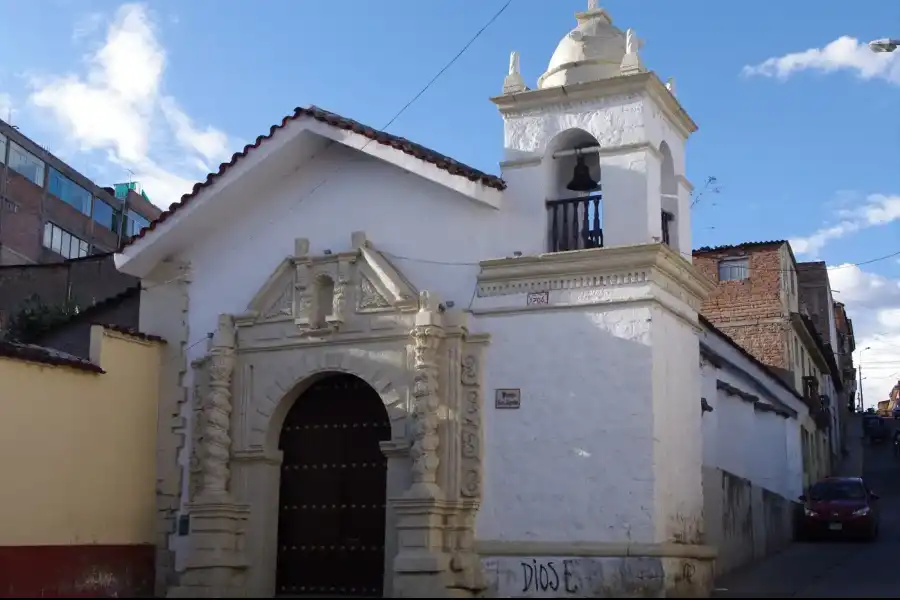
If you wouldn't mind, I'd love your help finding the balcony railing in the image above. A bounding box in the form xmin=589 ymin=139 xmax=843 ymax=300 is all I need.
xmin=547 ymin=194 xmax=603 ymax=253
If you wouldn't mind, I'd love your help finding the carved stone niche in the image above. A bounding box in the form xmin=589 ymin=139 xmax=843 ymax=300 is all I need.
xmin=234 ymin=231 xmax=419 ymax=335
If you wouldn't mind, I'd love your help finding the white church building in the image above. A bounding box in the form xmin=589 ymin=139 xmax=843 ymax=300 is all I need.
xmin=115 ymin=3 xmax=809 ymax=597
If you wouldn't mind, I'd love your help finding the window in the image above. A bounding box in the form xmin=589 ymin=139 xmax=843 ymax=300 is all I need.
xmin=8 ymin=142 xmax=45 ymax=187
xmin=0 ymin=133 xmax=6 ymax=164
xmin=91 ymin=197 xmax=119 ymax=231
xmin=42 ymin=222 xmax=89 ymax=259
xmin=48 ymin=168 xmax=92 ymax=215
xmin=718 ymin=257 xmax=749 ymax=281
xmin=122 ymin=209 xmax=151 ymax=238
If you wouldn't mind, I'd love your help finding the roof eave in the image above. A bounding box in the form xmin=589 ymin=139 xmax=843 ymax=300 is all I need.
xmin=116 ymin=116 xmax=505 ymax=279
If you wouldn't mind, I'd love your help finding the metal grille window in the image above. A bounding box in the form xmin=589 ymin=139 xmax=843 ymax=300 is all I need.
xmin=42 ymin=222 xmax=89 ymax=259
xmin=661 ymin=210 xmax=674 ymax=246
xmin=718 ymin=257 xmax=749 ymax=281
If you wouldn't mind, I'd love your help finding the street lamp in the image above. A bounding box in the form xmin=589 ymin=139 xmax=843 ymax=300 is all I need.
xmin=868 ymin=38 xmax=899 ymax=53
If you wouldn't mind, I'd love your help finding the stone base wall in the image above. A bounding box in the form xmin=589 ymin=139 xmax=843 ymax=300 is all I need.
xmin=702 ymin=466 xmax=797 ymax=578
xmin=478 ymin=542 xmax=715 ymax=598
xmin=0 ymin=544 xmax=155 ymax=597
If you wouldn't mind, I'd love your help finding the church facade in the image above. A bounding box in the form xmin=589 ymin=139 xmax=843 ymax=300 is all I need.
xmin=116 ymin=3 xmax=720 ymax=597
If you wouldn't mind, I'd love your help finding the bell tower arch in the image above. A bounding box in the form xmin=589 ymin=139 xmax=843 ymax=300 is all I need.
xmin=492 ymin=1 xmax=697 ymax=257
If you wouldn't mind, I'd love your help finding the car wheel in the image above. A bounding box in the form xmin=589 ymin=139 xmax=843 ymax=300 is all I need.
xmin=867 ymin=526 xmax=879 ymax=542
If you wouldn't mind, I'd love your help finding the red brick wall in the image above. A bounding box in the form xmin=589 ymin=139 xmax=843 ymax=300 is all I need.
xmin=0 ymin=544 xmax=154 ymax=597
xmin=0 ymin=170 xmax=137 ymax=266
xmin=0 ymin=172 xmax=44 ymax=263
xmin=694 ymin=244 xmax=790 ymax=371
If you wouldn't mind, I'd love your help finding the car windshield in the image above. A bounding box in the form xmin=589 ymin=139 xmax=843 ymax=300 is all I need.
xmin=809 ymin=481 xmax=867 ymax=501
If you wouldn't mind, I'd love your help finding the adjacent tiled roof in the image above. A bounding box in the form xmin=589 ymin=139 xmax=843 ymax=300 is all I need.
xmin=121 ymin=106 xmax=507 ymax=249
xmin=693 ymin=240 xmax=788 ymax=254
xmin=100 ymin=324 xmax=166 ymax=344
xmin=0 ymin=340 xmax=103 ymax=373
xmin=36 ymin=285 xmax=142 ymax=336
xmin=699 ymin=314 xmax=805 ymax=405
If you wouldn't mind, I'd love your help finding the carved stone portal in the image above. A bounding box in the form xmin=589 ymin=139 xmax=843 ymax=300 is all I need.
xmin=171 ymin=232 xmax=488 ymax=598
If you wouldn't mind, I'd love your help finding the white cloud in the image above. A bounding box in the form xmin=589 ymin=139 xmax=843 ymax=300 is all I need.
xmin=743 ymin=36 xmax=900 ymax=85
xmin=27 ymin=3 xmax=232 ymax=208
xmin=790 ymin=193 xmax=900 ymax=257
xmin=72 ymin=12 xmax=104 ymax=42
xmin=829 ymin=264 xmax=900 ymax=406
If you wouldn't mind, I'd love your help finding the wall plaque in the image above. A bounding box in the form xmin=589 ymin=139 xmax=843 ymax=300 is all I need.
xmin=495 ymin=388 xmax=521 ymax=409
xmin=526 ymin=291 xmax=549 ymax=306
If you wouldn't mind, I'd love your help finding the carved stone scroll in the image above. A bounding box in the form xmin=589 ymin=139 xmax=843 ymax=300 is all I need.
xmin=459 ymin=354 xmax=483 ymax=499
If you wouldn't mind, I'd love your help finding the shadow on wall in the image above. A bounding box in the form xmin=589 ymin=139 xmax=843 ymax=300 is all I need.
xmin=703 ymin=466 xmax=798 ymax=578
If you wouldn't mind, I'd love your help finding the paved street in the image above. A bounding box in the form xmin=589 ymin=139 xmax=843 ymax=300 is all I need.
xmin=713 ymin=424 xmax=900 ymax=597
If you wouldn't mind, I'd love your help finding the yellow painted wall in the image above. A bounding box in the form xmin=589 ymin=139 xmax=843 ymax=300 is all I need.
xmin=0 ymin=327 xmax=161 ymax=546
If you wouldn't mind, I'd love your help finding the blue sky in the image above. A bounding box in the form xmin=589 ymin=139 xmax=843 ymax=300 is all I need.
xmin=1 ymin=0 xmax=899 ymax=400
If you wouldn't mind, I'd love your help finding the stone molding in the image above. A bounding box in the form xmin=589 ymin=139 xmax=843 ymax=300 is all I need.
xmin=500 ymin=140 xmax=663 ymax=169
xmin=476 ymin=540 xmax=717 ymax=560
xmin=475 ymin=243 xmax=715 ymax=311
xmin=490 ymin=71 xmax=697 ymax=139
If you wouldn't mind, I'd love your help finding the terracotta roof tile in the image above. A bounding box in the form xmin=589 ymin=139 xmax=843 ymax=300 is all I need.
xmin=693 ymin=240 xmax=788 ymax=254
xmin=100 ymin=324 xmax=166 ymax=344
xmin=0 ymin=341 xmax=103 ymax=373
xmin=121 ymin=106 xmax=506 ymax=249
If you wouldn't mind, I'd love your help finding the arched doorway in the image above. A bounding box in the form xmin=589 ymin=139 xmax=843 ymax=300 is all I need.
xmin=275 ymin=373 xmax=391 ymax=597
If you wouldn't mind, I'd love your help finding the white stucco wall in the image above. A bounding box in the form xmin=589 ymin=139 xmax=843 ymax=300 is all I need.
xmin=699 ymin=325 xmax=807 ymax=501
xmin=477 ymin=307 xmax=655 ymax=544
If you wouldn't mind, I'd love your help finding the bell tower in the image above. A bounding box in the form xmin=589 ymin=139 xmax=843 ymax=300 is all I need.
xmin=477 ymin=4 xmax=718 ymax=597
xmin=491 ymin=1 xmax=696 ymax=259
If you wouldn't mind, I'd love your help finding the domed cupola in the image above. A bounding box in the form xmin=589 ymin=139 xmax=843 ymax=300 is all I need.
xmin=537 ymin=1 xmax=628 ymax=89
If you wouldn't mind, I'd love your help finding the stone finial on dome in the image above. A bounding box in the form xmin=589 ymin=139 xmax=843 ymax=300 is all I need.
xmin=503 ymin=51 xmax=527 ymax=94
xmin=666 ymin=77 xmax=677 ymax=97
xmin=619 ymin=28 xmax=647 ymax=75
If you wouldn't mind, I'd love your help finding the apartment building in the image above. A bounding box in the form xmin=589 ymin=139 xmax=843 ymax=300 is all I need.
xmin=693 ymin=240 xmax=845 ymax=486
xmin=834 ymin=301 xmax=857 ymax=411
xmin=0 ymin=118 xmax=161 ymax=266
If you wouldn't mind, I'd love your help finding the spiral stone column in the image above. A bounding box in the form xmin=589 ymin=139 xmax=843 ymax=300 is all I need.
xmin=169 ymin=314 xmax=250 ymax=598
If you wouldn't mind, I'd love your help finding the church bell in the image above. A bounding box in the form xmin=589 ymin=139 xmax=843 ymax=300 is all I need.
xmin=566 ymin=154 xmax=600 ymax=192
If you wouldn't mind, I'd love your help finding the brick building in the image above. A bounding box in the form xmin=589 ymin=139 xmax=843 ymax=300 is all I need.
xmin=0 ymin=117 xmax=161 ymax=266
xmin=693 ymin=240 xmax=846 ymax=479
xmin=834 ymin=301 xmax=857 ymax=411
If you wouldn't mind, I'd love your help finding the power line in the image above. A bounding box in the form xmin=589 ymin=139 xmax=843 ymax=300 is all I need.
xmin=143 ymin=0 xmax=512 ymax=291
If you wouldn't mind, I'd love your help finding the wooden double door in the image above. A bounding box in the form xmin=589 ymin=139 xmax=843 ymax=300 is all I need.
xmin=275 ymin=373 xmax=391 ymax=597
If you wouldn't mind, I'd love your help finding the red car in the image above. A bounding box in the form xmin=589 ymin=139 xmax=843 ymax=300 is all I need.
xmin=798 ymin=477 xmax=880 ymax=541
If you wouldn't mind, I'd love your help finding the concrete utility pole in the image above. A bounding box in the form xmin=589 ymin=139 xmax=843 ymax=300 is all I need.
xmin=858 ymin=346 xmax=871 ymax=412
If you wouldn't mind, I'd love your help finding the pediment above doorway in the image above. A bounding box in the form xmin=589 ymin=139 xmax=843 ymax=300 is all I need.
xmin=234 ymin=231 xmax=419 ymax=338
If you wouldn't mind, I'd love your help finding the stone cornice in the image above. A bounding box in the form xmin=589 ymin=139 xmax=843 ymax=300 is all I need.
xmin=490 ymin=72 xmax=697 ymax=139
xmin=476 ymin=243 xmax=715 ymax=309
